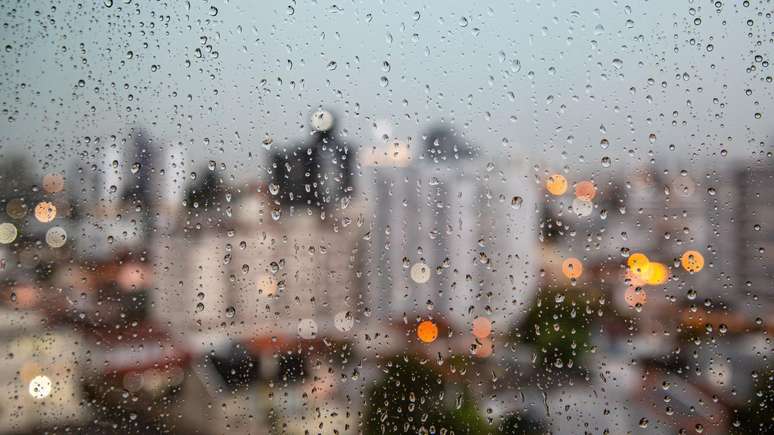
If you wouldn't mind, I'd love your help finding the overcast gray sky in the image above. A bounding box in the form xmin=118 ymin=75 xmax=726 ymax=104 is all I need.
xmin=1 ymin=0 xmax=771 ymax=180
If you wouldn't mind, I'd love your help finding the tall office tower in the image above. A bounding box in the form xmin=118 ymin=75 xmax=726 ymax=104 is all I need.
xmin=360 ymin=126 xmax=538 ymax=329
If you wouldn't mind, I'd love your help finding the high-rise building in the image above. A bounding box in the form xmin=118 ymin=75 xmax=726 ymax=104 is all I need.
xmin=270 ymin=109 xmax=356 ymax=212
xmin=733 ymin=163 xmax=774 ymax=309
xmin=359 ymin=126 xmax=538 ymax=329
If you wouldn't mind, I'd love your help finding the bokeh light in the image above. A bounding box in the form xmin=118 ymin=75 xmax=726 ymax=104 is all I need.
xmin=45 ymin=226 xmax=67 ymax=248
xmin=42 ymin=173 xmax=65 ymax=193
xmin=417 ymin=320 xmax=438 ymax=343
xmin=471 ymin=316 xmax=492 ymax=339
xmin=571 ymin=198 xmax=593 ymax=217
xmin=562 ymin=257 xmax=583 ymax=279
xmin=410 ymin=262 xmax=430 ymax=283
xmin=28 ymin=374 xmax=52 ymax=399
xmin=0 ymin=222 xmax=18 ymax=244
xmin=574 ymin=180 xmax=597 ymax=201
xmin=311 ymin=110 xmax=334 ymax=132
xmin=642 ymin=262 xmax=668 ymax=285
xmin=297 ymin=318 xmax=318 ymax=339
xmin=681 ymin=250 xmax=705 ymax=273
xmin=334 ymin=311 xmax=354 ymax=332
xmin=546 ymin=174 xmax=568 ymax=195
xmin=34 ymin=201 xmax=56 ymax=223
xmin=474 ymin=336 xmax=493 ymax=358
xmin=627 ymin=253 xmax=650 ymax=272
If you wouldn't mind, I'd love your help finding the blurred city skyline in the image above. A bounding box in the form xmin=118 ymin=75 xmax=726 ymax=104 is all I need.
xmin=1 ymin=1 xmax=773 ymax=434
xmin=2 ymin=0 xmax=771 ymax=175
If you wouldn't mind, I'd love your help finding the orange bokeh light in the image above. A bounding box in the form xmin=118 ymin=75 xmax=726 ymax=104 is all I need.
xmin=34 ymin=201 xmax=56 ymax=223
xmin=472 ymin=316 xmax=492 ymax=339
xmin=546 ymin=174 xmax=568 ymax=195
xmin=562 ymin=257 xmax=583 ymax=279
xmin=681 ymin=250 xmax=704 ymax=273
xmin=574 ymin=180 xmax=597 ymax=201
xmin=417 ymin=320 xmax=438 ymax=343
xmin=474 ymin=336 xmax=493 ymax=358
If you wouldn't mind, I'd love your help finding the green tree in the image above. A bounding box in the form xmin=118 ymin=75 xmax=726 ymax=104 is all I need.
xmin=364 ymin=354 xmax=491 ymax=435
xmin=513 ymin=287 xmax=603 ymax=375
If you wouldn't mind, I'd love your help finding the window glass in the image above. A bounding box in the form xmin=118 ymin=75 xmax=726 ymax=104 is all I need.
xmin=0 ymin=1 xmax=772 ymax=434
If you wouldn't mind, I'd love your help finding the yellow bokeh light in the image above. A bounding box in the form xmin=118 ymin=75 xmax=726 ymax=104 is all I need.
xmin=417 ymin=320 xmax=438 ymax=343
xmin=641 ymin=262 xmax=668 ymax=285
xmin=627 ymin=253 xmax=649 ymax=272
xmin=34 ymin=201 xmax=56 ymax=223
xmin=562 ymin=257 xmax=583 ymax=279
xmin=681 ymin=250 xmax=704 ymax=273
xmin=546 ymin=174 xmax=568 ymax=195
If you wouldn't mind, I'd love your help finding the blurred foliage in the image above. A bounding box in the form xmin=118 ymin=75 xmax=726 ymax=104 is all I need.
xmin=498 ymin=412 xmax=546 ymax=435
xmin=731 ymin=366 xmax=774 ymax=434
xmin=363 ymin=353 xmax=491 ymax=435
xmin=513 ymin=287 xmax=604 ymax=373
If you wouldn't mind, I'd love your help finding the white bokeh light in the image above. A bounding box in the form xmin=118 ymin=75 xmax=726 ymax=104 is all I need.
xmin=28 ymin=375 xmax=52 ymax=399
